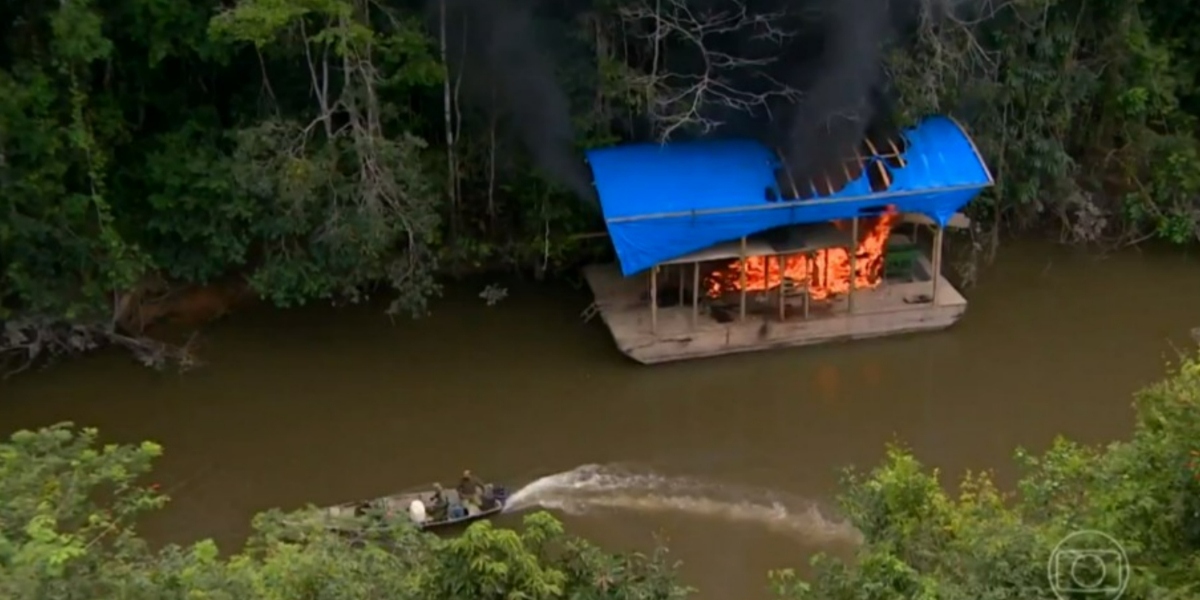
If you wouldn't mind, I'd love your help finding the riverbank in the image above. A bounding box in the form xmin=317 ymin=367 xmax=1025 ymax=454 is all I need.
xmin=6 ymin=236 xmax=1200 ymax=381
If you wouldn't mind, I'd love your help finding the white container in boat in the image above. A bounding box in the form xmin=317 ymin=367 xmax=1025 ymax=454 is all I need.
xmin=409 ymin=499 xmax=426 ymax=523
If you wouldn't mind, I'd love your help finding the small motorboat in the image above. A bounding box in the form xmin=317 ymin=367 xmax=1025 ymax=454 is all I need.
xmin=318 ymin=482 xmax=509 ymax=532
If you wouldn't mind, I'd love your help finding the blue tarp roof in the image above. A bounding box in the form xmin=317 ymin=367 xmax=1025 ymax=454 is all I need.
xmin=585 ymin=115 xmax=993 ymax=275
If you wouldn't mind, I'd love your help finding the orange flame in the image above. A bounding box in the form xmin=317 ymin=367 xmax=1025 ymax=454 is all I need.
xmin=707 ymin=210 xmax=899 ymax=301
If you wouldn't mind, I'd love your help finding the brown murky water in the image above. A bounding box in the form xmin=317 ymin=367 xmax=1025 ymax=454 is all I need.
xmin=2 ymin=241 xmax=1198 ymax=599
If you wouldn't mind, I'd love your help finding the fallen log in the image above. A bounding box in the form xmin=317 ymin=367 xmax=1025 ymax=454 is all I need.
xmin=2 ymin=318 xmax=199 ymax=378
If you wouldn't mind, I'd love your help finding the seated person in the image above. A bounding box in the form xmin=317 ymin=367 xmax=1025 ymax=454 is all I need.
xmin=427 ymin=483 xmax=448 ymax=520
xmin=457 ymin=469 xmax=484 ymax=507
xmin=356 ymin=501 xmax=373 ymax=518
xmin=480 ymin=484 xmax=497 ymax=510
xmin=428 ymin=502 xmax=448 ymax=521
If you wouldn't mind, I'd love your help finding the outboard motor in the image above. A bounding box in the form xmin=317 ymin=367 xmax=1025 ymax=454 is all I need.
xmin=409 ymin=499 xmax=427 ymax=524
xmin=493 ymin=484 xmax=508 ymax=504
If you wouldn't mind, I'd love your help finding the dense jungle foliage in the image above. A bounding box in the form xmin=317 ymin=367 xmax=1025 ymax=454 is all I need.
xmin=3 ymin=356 xmax=1199 ymax=598
xmin=3 ymin=0 xmax=1200 ymax=365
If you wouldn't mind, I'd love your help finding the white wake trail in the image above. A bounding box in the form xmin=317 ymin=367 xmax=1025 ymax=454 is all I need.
xmin=504 ymin=464 xmax=861 ymax=545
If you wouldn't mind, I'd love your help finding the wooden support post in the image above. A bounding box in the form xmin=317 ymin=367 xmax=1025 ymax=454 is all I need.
xmin=804 ymin=252 xmax=812 ymax=319
xmin=691 ymin=262 xmax=700 ymax=327
xmin=650 ymin=266 xmax=658 ymax=334
xmin=932 ymin=225 xmax=943 ymax=305
xmin=765 ymin=254 xmax=773 ymax=309
xmin=764 ymin=255 xmax=772 ymax=316
xmin=823 ymin=252 xmax=830 ymax=293
xmin=678 ymin=264 xmax=684 ymax=306
xmin=739 ymin=237 xmax=747 ymax=320
xmin=778 ymin=255 xmax=786 ymax=321
xmin=848 ymin=217 xmax=858 ymax=313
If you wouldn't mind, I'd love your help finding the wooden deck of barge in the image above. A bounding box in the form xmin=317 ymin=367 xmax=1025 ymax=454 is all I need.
xmin=582 ymin=252 xmax=966 ymax=364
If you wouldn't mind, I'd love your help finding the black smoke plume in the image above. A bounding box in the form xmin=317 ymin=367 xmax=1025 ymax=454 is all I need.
xmin=428 ymin=0 xmax=595 ymax=203
xmin=776 ymin=0 xmax=896 ymax=181
xmin=437 ymin=0 xmax=974 ymax=202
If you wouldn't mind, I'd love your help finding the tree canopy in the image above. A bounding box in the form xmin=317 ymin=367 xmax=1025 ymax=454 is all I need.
xmin=3 ymin=0 xmax=1200 ymax=368
xmin=0 ymin=424 xmax=694 ymax=600
xmin=772 ymin=354 xmax=1200 ymax=600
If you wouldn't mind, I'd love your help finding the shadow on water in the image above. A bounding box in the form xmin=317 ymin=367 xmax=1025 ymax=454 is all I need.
xmin=1 ymin=241 xmax=1199 ymax=599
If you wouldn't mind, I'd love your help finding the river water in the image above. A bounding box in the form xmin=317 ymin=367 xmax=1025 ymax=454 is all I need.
xmin=2 ymin=241 xmax=1198 ymax=599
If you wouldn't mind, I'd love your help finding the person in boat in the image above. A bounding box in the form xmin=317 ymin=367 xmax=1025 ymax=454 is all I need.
xmin=458 ymin=470 xmax=484 ymax=507
xmin=356 ymin=500 xmax=373 ymax=518
xmin=480 ymin=483 xmax=497 ymax=510
xmin=427 ymin=482 xmax=448 ymax=520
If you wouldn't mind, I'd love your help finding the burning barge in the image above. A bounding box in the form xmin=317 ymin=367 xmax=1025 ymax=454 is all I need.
xmin=579 ymin=116 xmax=993 ymax=364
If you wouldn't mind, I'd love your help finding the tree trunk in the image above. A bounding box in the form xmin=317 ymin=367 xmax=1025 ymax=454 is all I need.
xmin=487 ymin=81 xmax=497 ymax=228
xmin=439 ymin=0 xmax=458 ymax=234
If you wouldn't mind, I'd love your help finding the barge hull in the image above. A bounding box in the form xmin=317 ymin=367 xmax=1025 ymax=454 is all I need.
xmin=582 ymin=254 xmax=967 ymax=364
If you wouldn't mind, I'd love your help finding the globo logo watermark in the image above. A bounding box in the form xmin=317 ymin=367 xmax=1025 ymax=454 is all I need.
xmin=1048 ymin=530 xmax=1130 ymax=600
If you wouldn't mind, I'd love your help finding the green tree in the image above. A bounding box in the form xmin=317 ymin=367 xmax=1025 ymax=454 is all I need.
xmin=0 ymin=426 xmax=166 ymax=599
xmin=889 ymin=0 xmax=1200 ymax=253
xmin=772 ymin=355 xmax=1200 ymax=600
xmin=209 ymin=0 xmax=445 ymax=315
xmin=5 ymin=0 xmax=1200 ymax=375
xmin=0 ymin=424 xmax=693 ymax=599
